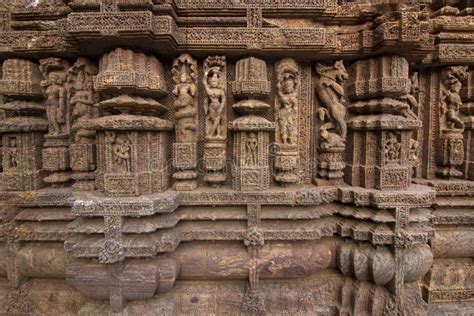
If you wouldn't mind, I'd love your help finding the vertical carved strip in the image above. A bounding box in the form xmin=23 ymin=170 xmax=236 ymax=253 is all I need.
xmin=203 ymin=56 xmax=227 ymax=186
xmin=299 ymin=63 xmax=312 ymax=183
xmin=274 ymin=58 xmax=300 ymax=186
xmin=172 ymin=53 xmax=199 ymax=191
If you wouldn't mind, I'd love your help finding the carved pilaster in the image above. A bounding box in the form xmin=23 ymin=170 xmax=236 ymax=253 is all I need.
xmin=39 ymin=57 xmax=73 ymax=187
xmin=230 ymin=57 xmax=274 ymax=191
xmin=203 ymin=55 xmax=227 ymax=186
xmin=274 ymin=58 xmax=300 ymax=186
xmin=69 ymin=58 xmax=99 ymax=191
xmin=313 ymin=60 xmax=348 ymax=186
xmin=436 ymin=66 xmax=468 ymax=179
xmin=172 ymin=53 xmax=199 ymax=191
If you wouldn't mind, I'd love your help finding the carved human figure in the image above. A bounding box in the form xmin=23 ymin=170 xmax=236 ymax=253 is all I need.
xmin=43 ymin=72 xmax=67 ymax=135
xmin=173 ymin=70 xmax=196 ymax=142
xmin=113 ymin=135 xmax=132 ymax=173
xmin=203 ymin=67 xmax=226 ymax=138
xmin=399 ymin=72 xmax=419 ymax=120
xmin=315 ymin=61 xmax=349 ymax=142
xmin=441 ymin=67 xmax=467 ymax=130
xmin=277 ymin=72 xmax=298 ymax=145
xmin=69 ymin=58 xmax=98 ymax=143
xmin=8 ymin=137 xmax=17 ymax=169
xmin=384 ymin=132 xmax=401 ymax=162
xmin=245 ymin=132 xmax=258 ymax=167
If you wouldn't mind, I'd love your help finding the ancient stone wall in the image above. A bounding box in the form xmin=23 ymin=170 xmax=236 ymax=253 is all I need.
xmin=0 ymin=0 xmax=472 ymax=315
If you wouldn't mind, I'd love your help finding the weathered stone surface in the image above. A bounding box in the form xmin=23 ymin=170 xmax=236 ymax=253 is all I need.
xmin=0 ymin=1 xmax=473 ymax=315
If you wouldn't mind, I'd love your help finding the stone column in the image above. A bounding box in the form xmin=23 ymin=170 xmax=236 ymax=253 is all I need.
xmin=230 ymin=57 xmax=275 ymax=191
xmin=345 ymin=56 xmax=421 ymax=190
xmin=0 ymin=58 xmax=47 ymax=191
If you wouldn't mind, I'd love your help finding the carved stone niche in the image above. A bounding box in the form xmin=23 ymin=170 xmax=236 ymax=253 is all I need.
xmin=230 ymin=57 xmax=274 ymax=191
xmin=0 ymin=59 xmax=47 ymax=191
xmin=345 ymin=56 xmax=421 ymax=190
xmin=88 ymin=48 xmax=173 ymax=197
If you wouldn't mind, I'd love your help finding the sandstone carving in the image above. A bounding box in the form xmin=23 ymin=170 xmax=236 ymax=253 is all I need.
xmin=0 ymin=2 xmax=472 ymax=316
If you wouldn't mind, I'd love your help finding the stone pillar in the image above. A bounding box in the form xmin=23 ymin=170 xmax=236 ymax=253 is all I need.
xmin=90 ymin=48 xmax=173 ymax=196
xmin=345 ymin=56 xmax=421 ymax=190
xmin=274 ymin=58 xmax=300 ymax=186
xmin=172 ymin=54 xmax=199 ymax=191
xmin=0 ymin=58 xmax=47 ymax=191
xmin=203 ymin=55 xmax=227 ymax=186
xmin=230 ymin=57 xmax=275 ymax=191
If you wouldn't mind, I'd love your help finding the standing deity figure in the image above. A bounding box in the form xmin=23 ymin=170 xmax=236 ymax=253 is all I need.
xmin=277 ymin=68 xmax=299 ymax=145
xmin=203 ymin=67 xmax=226 ymax=138
xmin=315 ymin=61 xmax=349 ymax=148
xmin=172 ymin=54 xmax=198 ymax=144
xmin=43 ymin=72 xmax=67 ymax=135
xmin=441 ymin=66 xmax=468 ymax=130
xmin=69 ymin=58 xmax=98 ymax=143
xmin=40 ymin=58 xmax=70 ymax=136
xmin=384 ymin=132 xmax=401 ymax=162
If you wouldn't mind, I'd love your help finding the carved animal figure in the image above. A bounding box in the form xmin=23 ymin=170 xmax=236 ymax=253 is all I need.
xmin=315 ymin=60 xmax=349 ymax=141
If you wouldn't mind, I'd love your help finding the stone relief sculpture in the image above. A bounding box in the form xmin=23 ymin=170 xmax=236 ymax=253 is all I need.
xmin=203 ymin=55 xmax=227 ymax=186
xmin=68 ymin=57 xmax=98 ymax=190
xmin=39 ymin=57 xmax=72 ymax=187
xmin=314 ymin=60 xmax=348 ymax=185
xmin=435 ymin=65 xmax=468 ymax=179
xmin=274 ymin=58 xmax=300 ymax=185
xmin=0 ymin=2 xmax=473 ymax=316
xmin=172 ymin=53 xmax=199 ymax=191
xmin=315 ymin=61 xmax=349 ymax=144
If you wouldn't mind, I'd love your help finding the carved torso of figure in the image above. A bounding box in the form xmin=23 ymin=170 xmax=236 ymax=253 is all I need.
xmin=44 ymin=73 xmax=67 ymax=135
xmin=443 ymin=81 xmax=464 ymax=130
xmin=204 ymin=70 xmax=226 ymax=138
xmin=384 ymin=133 xmax=401 ymax=162
xmin=277 ymin=76 xmax=298 ymax=145
xmin=113 ymin=138 xmax=132 ymax=173
xmin=173 ymin=79 xmax=195 ymax=110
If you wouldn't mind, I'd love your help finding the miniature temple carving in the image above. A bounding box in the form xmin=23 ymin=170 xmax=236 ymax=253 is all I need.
xmin=0 ymin=59 xmax=46 ymax=191
xmin=230 ymin=57 xmax=274 ymax=191
xmin=0 ymin=2 xmax=473 ymax=315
